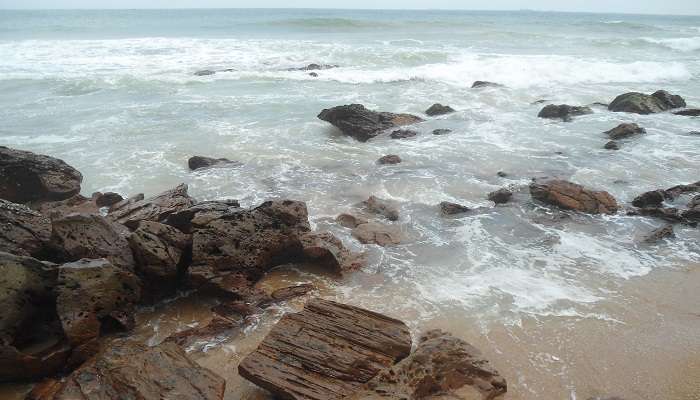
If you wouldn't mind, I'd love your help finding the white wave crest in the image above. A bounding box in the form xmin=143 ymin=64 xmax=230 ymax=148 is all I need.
xmin=642 ymin=36 xmax=700 ymax=52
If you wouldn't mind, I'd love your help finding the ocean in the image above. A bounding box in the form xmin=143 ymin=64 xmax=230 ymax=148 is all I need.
xmin=1 ymin=8 xmax=699 ymax=400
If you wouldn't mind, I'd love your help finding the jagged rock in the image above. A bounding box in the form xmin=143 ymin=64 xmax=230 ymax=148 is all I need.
xmin=605 ymin=123 xmax=646 ymax=140
xmin=689 ymin=195 xmax=700 ymax=209
xmin=238 ymin=299 xmax=412 ymax=400
xmin=674 ymin=109 xmax=700 ymax=116
xmin=300 ymin=231 xmax=365 ymax=274
xmin=530 ymin=179 xmax=618 ymax=214
xmin=108 ymin=193 xmax=144 ymax=213
xmin=425 ymin=103 xmax=455 ymax=116
xmin=26 ymin=378 xmax=63 ymax=399
xmin=632 ymin=190 xmax=666 ymax=208
xmin=488 ymin=188 xmax=513 ymax=205
xmin=188 ymin=156 xmax=241 ymax=171
xmin=362 ymin=195 xmax=399 ymax=221
xmin=194 ymin=70 xmax=216 ymax=76
xmin=55 ymin=259 xmax=141 ymax=346
xmin=50 ymin=214 xmax=135 ymax=272
xmin=336 ymin=213 xmax=369 ymax=229
xmin=164 ymin=199 xmax=241 ymax=233
xmin=642 ymin=225 xmax=674 ymax=244
xmin=318 ymin=104 xmax=423 ymax=142
xmin=349 ymin=329 xmax=507 ymax=400
xmin=440 ymin=201 xmax=470 ymax=216
xmin=472 ymin=81 xmax=503 ymax=88
xmin=608 ymin=90 xmax=686 ymax=114
xmin=352 ymin=222 xmax=402 ymax=246
xmin=432 ymin=128 xmax=452 ymax=135
xmin=390 ymin=129 xmax=418 ymax=139
xmin=0 ymin=200 xmax=52 ymax=258
xmin=378 ymin=155 xmax=402 ymax=165
xmin=108 ymin=183 xmax=195 ymax=229
xmin=604 ymin=141 xmax=620 ymax=150
xmin=93 ymin=192 xmax=123 ymax=208
xmin=37 ymin=339 xmax=225 ymax=400
xmin=0 ymin=146 xmax=83 ymax=204
xmin=537 ymin=104 xmax=593 ymax=122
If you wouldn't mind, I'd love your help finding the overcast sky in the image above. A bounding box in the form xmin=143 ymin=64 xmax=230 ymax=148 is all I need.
xmin=1 ymin=0 xmax=699 ymax=16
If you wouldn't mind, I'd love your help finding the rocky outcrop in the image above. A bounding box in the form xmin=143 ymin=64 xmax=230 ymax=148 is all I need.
xmin=608 ymin=90 xmax=686 ymax=114
xmin=318 ymin=104 xmax=423 ymax=142
xmin=674 ymin=109 xmax=700 ymax=117
xmin=349 ymin=330 xmax=507 ymax=400
xmin=238 ymin=299 xmax=412 ymax=400
xmin=35 ymin=339 xmax=225 ymax=400
xmin=390 ymin=129 xmax=418 ymax=139
xmin=108 ymin=183 xmax=196 ymax=229
xmin=440 ymin=201 xmax=470 ymax=216
xmin=488 ymin=188 xmax=513 ymax=205
xmin=362 ymin=196 xmax=399 ymax=221
xmin=537 ymin=105 xmax=593 ymax=122
xmin=352 ymin=222 xmax=402 ymax=246
xmin=432 ymin=128 xmax=452 ymax=135
xmin=301 ymin=231 xmax=365 ymax=274
xmin=472 ymin=81 xmax=503 ymax=88
xmin=425 ymin=103 xmax=455 ymax=116
xmin=378 ymin=155 xmax=402 ymax=165
xmin=530 ymin=180 xmax=618 ymax=214
xmin=0 ymin=200 xmax=52 ymax=258
xmin=0 ymin=146 xmax=82 ymax=204
xmin=28 ymin=194 xmax=102 ymax=220
xmin=605 ymin=123 xmax=646 ymax=140
xmin=188 ymin=156 xmax=241 ymax=171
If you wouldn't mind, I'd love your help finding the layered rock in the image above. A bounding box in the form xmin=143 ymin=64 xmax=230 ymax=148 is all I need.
xmin=108 ymin=183 xmax=195 ymax=229
xmin=608 ymin=90 xmax=686 ymax=114
xmin=530 ymin=180 xmax=618 ymax=214
xmin=537 ymin=104 xmax=593 ymax=122
xmin=0 ymin=200 xmax=52 ymax=258
xmin=425 ymin=103 xmax=455 ymax=116
xmin=188 ymin=156 xmax=240 ymax=171
xmin=28 ymin=194 xmax=100 ymax=220
xmin=0 ymin=342 xmax=71 ymax=383
xmin=318 ymin=104 xmax=423 ymax=142
xmin=94 ymin=192 xmax=123 ymax=208
xmin=605 ymin=123 xmax=646 ymax=140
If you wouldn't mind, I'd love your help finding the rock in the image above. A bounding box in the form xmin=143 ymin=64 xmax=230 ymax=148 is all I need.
xmin=309 ymin=72 xmax=318 ymax=77
xmin=532 ymin=99 xmax=549 ymax=105
xmin=537 ymin=104 xmax=593 ymax=122
xmin=689 ymin=195 xmax=700 ymax=209
xmin=318 ymin=104 xmax=423 ymax=142
xmin=628 ymin=207 xmax=687 ymax=224
xmin=194 ymin=70 xmax=216 ymax=76
xmin=336 ymin=213 xmax=369 ymax=229
xmin=28 ymin=194 xmax=100 ymax=221
xmin=301 ymin=231 xmax=365 ymax=274
xmin=530 ymin=179 xmax=618 ymax=214
xmin=352 ymin=222 xmax=402 ymax=246
xmin=632 ymin=190 xmax=666 ymax=208
xmin=604 ymin=141 xmax=620 ymax=150
xmin=432 ymin=128 xmax=452 ymax=135
xmin=108 ymin=183 xmax=195 ymax=229
xmin=291 ymin=63 xmax=338 ymax=71
xmin=50 ymin=214 xmax=135 ymax=272
xmin=608 ymin=90 xmax=686 ymax=114
xmin=0 ymin=200 xmax=52 ymax=258
xmin=0 ymin=146 xmax=83 ymax=204
xmin=589 ymin=102 xmax=610 ymax=108
xmin=26 ymin=378 xmax=63 ymax=399
xmin=128 ymin=221 xmax=191 ymax=302
xmin=238 ymin=298 xmax=412 ymax=400
xmin=605 ymin=123 xmax=646 ymax=140
xmin=270 ymin=283 xmax=315 ymax=301
xmin=164 ymin=199 xmax=241 ymax=233
xmin=674 ymin=109 xmax=700 ymax=116
xmin=40 ymin=339 xmax=225 ymax=400
xmin=166 ymin=313 xmax=243 ymax=351
xmin=390 ymin=129 xmax=418 ymax=139
xmin=362 ymin=195 xmax=399 ymax=221
xmin=497 ymin=171 xmax=508 ymax=178
xmin=108 ymin=193 xmax=144 ymax=213
xmin=425 ymin=103 xmax=455 ymax=116
xmin=642 ymin=225 xmax=674 ymax=244
xmin=55 ymin=259 xmax=141 ymax=346
xmin=378 ymin=155 xmax=402 ymax=165
xmin=94 ymin=192 xmax=123 ymax=208
xmin=472 ymin=81 xmax=502 ymax=88
xmin=440 ymin=201 xmax=470 ymax=216
xmin=664 ymin=181 xmax=700 ymax=199
xmin=188 ymin=156 xmax=240 ymax=171
xmin=688 ymin=131 xmax=700 ymax=135
xmin=0 ymin=342 xmax=71 ymax=383
xmin=488 ymin=188 xmax=513 ymax=205
xmin=349 ymin=329 xmax=507 ymax=400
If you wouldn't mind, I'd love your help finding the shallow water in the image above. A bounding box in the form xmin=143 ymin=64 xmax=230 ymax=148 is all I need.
xmin=1 ymin=8 xmax=699 ymax=400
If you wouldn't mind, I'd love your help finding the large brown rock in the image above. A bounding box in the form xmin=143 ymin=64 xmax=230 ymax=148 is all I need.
xmin=318 ymin=104 xmax=423 ymax=142
xmin=608 ymin=91 xmax=686 ymax=114
xmin=350 ymin=329 xmax=507 ymax=400
xmin=238 ymin=298 xmax=412 ymax=400
xmin=36 ymin=339 xmax=225 ymax=400
xmin=108 ymin=183 xmax=195 ymax=229
xmin=0 ymin=199 xmax=52 ymax=258
xmin=50 ymin=214 xmax=135 ymax=272
xmin=530 ymin=180 xmax=618 ymax=214
xmin=55 ymin=259 xmax=141 ymax=346
xmin=0 ymin=146 xmax=82 ymax=204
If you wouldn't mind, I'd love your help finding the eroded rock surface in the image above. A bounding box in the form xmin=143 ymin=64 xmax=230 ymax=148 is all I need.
xmin=530 ymin=180 xmax=618 ymax=214
xmin=0 ymin=200 xmax=52 ymax=258
xmin=488 ymin=188 xmax=513 ymax=205
xmin=108 ymin=183 xmax=195 ymax=229
xmin=301 ymin=231 xmax=365 ymax=274
xmin=318 ymin=104 xmax=423 ymax=142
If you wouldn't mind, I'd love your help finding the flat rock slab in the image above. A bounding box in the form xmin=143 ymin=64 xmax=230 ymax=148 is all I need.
xmin=238 ymin=298 xmax=412 ymax=400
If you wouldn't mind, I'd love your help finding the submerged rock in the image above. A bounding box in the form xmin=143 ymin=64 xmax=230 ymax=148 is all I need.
xmin=0 ymin=146 xmax=83 ymax=204
xmin=378 ymin=154 xmax=402 ymax=165
xmin=432 ymin=128 xmax=452 ymax=135
xmin=674 ymin=109 xmax=700 ymax=116
xmin=440 ymin=201 xmax=470 ymax=216
xmin=188 ymin=155 xmax=241 ymax=171
xmin=301 ymin=231 xmax=365 ymax=274
xmin=604 ymin=141 xmax=620 ymax=150
xmin=605 ymin=123 xmax=646 ymax=140
xmin=336 ymin=213 xmax=369 ymax=229
xmin=425 ymin=103 xmax=455 ymax=116
xmin=0 ymin=199 xmax=52 ymax=258
xmin=390 ymin=129 xmax=418 ymax=139
xmin=530 ymin=179 xmax=618 ymax=214
xmin=608 ymin=90 xmax=686 ymax=114
xmin=537 ymin=104 xmax=593 ymax=122
xmin=318 ymin=104 xmax=423 ymax=142
xmin=352 ymin=222 xmax=402 ymax=246
xmin=488 ymin=188 xmax=513 ymax=205
xmin=642 ymin=225 xmax=675 ymax=244
xmin=362 ymin=195 xmax=399 ymax=221
xmin=108 ymin=183 xmax=196 ymax=229
xmin=472 ymin=81 xmax=503 ymax=88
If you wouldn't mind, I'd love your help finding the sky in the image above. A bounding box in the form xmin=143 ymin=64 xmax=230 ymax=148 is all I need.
xmin=0 ymin=0 xmax=699 ymax=16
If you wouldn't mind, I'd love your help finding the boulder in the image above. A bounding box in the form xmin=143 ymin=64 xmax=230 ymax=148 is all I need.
xmin=390 ymin=129 xmax=418 ymax=139
xmin=93 ymin=192 xmax=123 ymax=208
xmin=432 ymin=128 xmax=452 ymax=135
xmin=55 ymin=259 xmax=141 ymax=346
xmin=608 ymin=91 xmax=686 ymax=114
xmin=188 ymin=156 xmax=241 ymax=171
xmin=349 ymin=330 xmax=507 ymax=400
xmin=674 ymin=109 xmax=700 ymax=117
xmin=425 ymin=103 xmax=455 ymax=116
xmin=0 ymin=146 xmax=82 ymax=204
xmin=38 ymin=339 xmax=225 ymax=400
xmin=488 ymin=188 xmax=513 ymax=205
xmin=537 ymin=105 xmax=593 ymax=122
xmin=352 ymin=222 xmax=402 ymax=246
xmin=238 ymin=298 xmax=412 ymax=400
xmin=163 ymin=199 xmax=241 ymax=233
xmin=605 ymin=123 xmax=646 ymax=140
xmin=604 ymin=141 xmax=620 ymax=150
xmin=530 ymin=180 xmax=618 ymax=214
xmin=300 ymin=231 xmax=365 ymax=274
xmin=50 ymin=214 xmax=135 ymax=272
xmin=318 ymin=104 xmax=423 ymax=142
xmin=362 ymin=195 xmax=399 ymax=221
xmin=632 ymin=190 xmax=666 ymax=208
xmin=0 ymin=199 xmax=52 ymax=258
xmin=472 ymin=81 xmax=503 ymax=88
xmin=378 ymin=154 xmax=402 ymax=165
xmin=440 ymin=201 xmax=470 ymax=216
xmin=108 ymin=183 xmax=195 ymax=229
xmin=642 ymin=225 xmax=674 ymax=244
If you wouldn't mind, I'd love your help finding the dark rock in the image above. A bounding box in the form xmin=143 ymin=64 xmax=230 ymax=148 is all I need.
xmin=688 ymin=131 xmax=700 ymax=135
xmin=537 ymin=104 xmax=593 ymax=122
xmin=390 ymin=129 xmax=418 ymax=139
xmin=188 ymin=156 xmax=240 ymax=171
xmin=318 ymin=104 xmax=423 ymax=142
xmin=627 ymin=207 xmax=687 ymax=224
xmin=349 ymin=329 xmax=507 ymax=400
xmin=50 ymin=214 xmax=135 ymax=272
xmin=301 ymin=231 xmax=365 ymax=274
xmin=689 ymin=195 xmax=700 ymax=209
xmin=194 ymin=70 xmax=215 ymax=76
xmin=589 ymin=102 xmax=610 ymax=108
xmin=642 ymin=225 xmax=674 ymax=244
xmin=604 ymin=141 xmax=620 ymax=150
xmin=336 ymin=213 xmax=369 ymax=229
xmin=163 ymin=199 xmax=241 ymax=233
xmin=26 ymin=378 xmax=63 ymax=399
xmin=652 ymin=90 xmax=686 ymax=109
xmin=0 ymin=146 xmax=82 ymax=204
xmin=497 ymin=171 xmax=508 ymax=177
xmin=108 ymin=183 xmax=195 ymax=229
xmin=292 ymin=63 xmax=338 ymax=71
xmin=530 ymin=179 xmax=618 ymax=214
xmin=532 ymin=99 xmax=549 ymax=105
xmin=425 ymin=103 xmax=455 ymax=116
xmin=0 ymin=200 xmax=52 ymax=258
xmin=664 ymin=181 xmax=700 ymax=199
xmin=674 ymin=109 xmax=700 ymax=116
xmin=440 ymin=201 xmax=470 ymax=215
xmin=377 ymin=154 xmax=402 ymax=165
xmin=472 ymin=81 xmax=503 ymax=88
xmin=632 ymin=190 xmax=666 ymax=208
xmin=94 ymin=192 xmax=123 ymax=208
xmin=352 ymin=222 xmax=402 ymax=246
xmin=488 ymin=188 xmax=513 ymax=204
xmin=309 ymin=72 xmax=318 ymax=77
xmin=238 ymin=298 xmax=412 ymax=400
xmin=605 ymin=123 xmax=646 ymax=140
xmin=609 ymin=91 xmax=686 ymax=114
xmin=362 ymin=195 xmax=399 ymax=221
xmin=0 ymin=342 xmax=71 ymax=383
xmin=431 ymin=128 xmax=452 ymax=135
